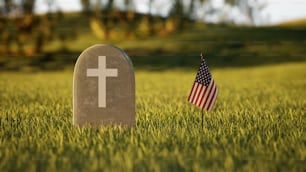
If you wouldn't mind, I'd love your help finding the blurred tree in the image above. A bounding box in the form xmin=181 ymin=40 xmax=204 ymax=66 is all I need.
xmin=188 ymin=0 xmax=196 ymax=19
xmin=245 ymin=0 xmax=267 ymax=25
xmin=166 ymin=0 xmax=186 ymax=33
xmin=225 ymin=0 xmax=236 ymax=4
xmin=103 ymin=0 xmax=114 ymax=39
xmin=37 ymin=0 xmax=63 ymax=53
xmin=0 ymin=0 xmax=64 ymax=55
xmin=123 ymin=0 xmax=136 ymax=39
xmin=137 ymin=0 xmax=154 ymax=37
xmin=81 ymin=0 xmax=91 ymax=16
xmin=0 ymin=0 xmax=21 ymax=54
xmin=82 ymin=0 xmax=215 ymax=39
xmin=226 ymin=0 xmax=267 ymax=25
xmin=21 ymin=0 xmax=34 ymax=14
xmin=0 ymin=0 xmax=35 ymax=55
xmin=148 ymin=0 xmax=156 ymax=36
xmin=0 ymin=17 xmax=14 ymax=54
xmin=13 ymin=0 xmax=35 ymax=55
xmin=1 ymin=0 xmax=34 ymax=54
xmin=88 ymin=0 xmax=117 ymax=40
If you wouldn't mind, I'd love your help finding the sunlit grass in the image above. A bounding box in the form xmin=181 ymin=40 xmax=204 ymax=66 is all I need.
xmin=0 ymin=62 xmax=305 ymax=171
xmin=278 ymin=18 xmax=306 ymax=27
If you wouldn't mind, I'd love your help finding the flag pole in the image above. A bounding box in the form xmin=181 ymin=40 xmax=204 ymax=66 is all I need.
xmin=201 ymin=108 xmax=204 ymax=131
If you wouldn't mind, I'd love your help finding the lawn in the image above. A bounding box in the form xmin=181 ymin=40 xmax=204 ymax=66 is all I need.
xmin=1 ymin=13 xmax=306 ymax=171
xmin=0 ymin=62 xmax=305 ymax=171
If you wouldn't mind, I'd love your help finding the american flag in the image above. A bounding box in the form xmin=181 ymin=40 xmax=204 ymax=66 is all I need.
xmin=188 ymin=57 xmax=218 ymax=111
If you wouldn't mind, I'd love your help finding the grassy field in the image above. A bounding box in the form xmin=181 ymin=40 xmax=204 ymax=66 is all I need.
xmin=0 ymin=61 xmax=305 ymax=171
xmin=1 ymin=13 xmax=306 ymax=171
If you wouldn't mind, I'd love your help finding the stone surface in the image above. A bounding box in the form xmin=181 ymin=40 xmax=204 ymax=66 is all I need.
xmin=73 ymin=44 xmax=135 ymax=127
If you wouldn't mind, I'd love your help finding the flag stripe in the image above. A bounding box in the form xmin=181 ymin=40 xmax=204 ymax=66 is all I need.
xmin=199 ymin=79 xmax=214 ymax=109
xmin=206 ymin=82 xmax=217 ymax=110
xmin=208 ymin=88 xmax=218 ymax=111
xmin=196 ymin=86 xmax=207 ymax=106
xmin=205 ymin=84 xmax=217 ymax=110
xmin=192 ymin=83 xmax=202 ymax=104
xmin=198 ymin=85 xmax=209 ymax=108
xmin=191 ymin=83 xmax=199 ymax=103
xmin=190 ymin=82 xmax=200 ymax=103
xmin=202 ymin=80 xmax=215 ymax=109
xmin=194 ymin=84 xmax=204 ymax=105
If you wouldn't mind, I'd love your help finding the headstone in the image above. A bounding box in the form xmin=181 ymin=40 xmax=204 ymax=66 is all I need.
xmin=73 ymin=44 xmax=135 ymax=127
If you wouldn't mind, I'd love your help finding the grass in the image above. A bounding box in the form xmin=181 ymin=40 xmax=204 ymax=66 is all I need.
xmin=278 ymin=18 xmax=306 ymax=27
xmin=0 ymin=62 xmax=305 ymax=171
xmin=1 ymin=13 xmax=306 ymax=171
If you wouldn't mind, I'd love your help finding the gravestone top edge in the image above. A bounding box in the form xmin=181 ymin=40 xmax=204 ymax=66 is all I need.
xmin=74 ymin=44 xmax=134 ymax=72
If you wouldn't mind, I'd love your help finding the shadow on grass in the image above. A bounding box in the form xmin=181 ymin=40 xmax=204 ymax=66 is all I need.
xmin=127 ymin=48 xmax=306 ymax=70
xmin=1 ymin=48 xmax=305 ymax=71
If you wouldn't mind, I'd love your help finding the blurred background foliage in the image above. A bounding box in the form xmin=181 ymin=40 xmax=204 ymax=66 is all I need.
xmin=0 ymin=0 xmax=305 ymax=71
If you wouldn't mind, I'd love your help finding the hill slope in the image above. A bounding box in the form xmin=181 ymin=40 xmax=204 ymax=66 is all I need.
xmin=277 ymin=18 xmax=306 ymax=27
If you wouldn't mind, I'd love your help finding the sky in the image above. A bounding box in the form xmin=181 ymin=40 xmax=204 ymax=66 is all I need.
xmin=262 ymin=0 xmax=306 ymax=24
xmin=33 ymin=0 xmax=306 ymax=25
